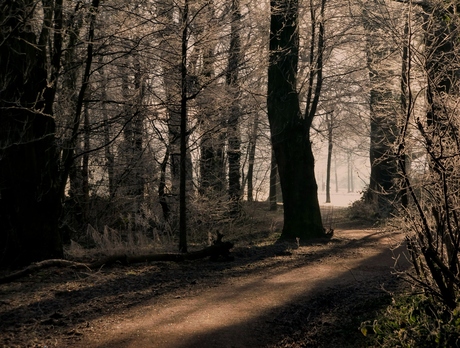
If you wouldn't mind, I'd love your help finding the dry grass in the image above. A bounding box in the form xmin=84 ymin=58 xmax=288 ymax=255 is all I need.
xmin=65 ymin=201 xmax=352 ymax=260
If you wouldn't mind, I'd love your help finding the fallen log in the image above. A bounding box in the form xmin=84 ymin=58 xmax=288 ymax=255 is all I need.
xmin=132 ymin=240 xmax=234 ymax=263
xmin=0 ymin=236 xmax=234 ymax=284
xmin=0 ymin=259 xmax=90 ymax=285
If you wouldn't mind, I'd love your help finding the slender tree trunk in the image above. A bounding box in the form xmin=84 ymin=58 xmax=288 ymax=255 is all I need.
xmin=60 ymin=0 xmax=100 ymax=198
xmin=226 ymin=0 xmax=242 ymax=216
xmin=246 ymin=112 xmax=259 ymax=202
xmin=399 ymin=15 xmax=410 ymax=209
xmin=131 ymin=58 xmax=146 ymax=205
xmin=269 ymin=149 xmax=278 ymax=211
xmin=198 ymin=42 xmax=225 ymax=194
xmin=100 ymin=64 xmax=115 ymax=198
xmin=159 ymin=148 xmax=171 ymax=220
xmin=179 ymin=0 xmax=189 ymax=253
xmin=158 ymin=1 xmax=182 ymax=197
xmin=116 ymin=57 xmax=145 ymax=212
xmin=82 ymin=103 xmax=90 ymax=218
xmin=347 ymin=152 xmax=354 ymax=193
xmin=325 ymin=111 xmax=333 ymax=203
xmin=334 ymin=156 xmax=338 ymax=193
xmin=158 ymin=0 xmax=193 ymax=223
xmin=62 ymin=4 xmax=85 ymax=230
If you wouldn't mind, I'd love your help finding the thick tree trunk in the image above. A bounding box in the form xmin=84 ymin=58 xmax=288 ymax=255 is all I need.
xmin=272 ymin=128 xmax=324 ymax=239
xmin=0 ymin=115 xmax=63 ymax=266
xmin=0 ymin=2 xmax=63 ymax=266
xmin=363 ymin=2 xmax=399 ymax=216
xmin=368 ymin=90 xmax=398 ymax=215
xmin=267 ymin=0 xmax=324 ymax=239
xmin=200 ymin=139 xmax=225 ymax=193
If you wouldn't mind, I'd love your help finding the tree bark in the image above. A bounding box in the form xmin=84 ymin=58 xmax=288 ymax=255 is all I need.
xmin=246 ymin=112 xmax=259 ymax=202
xmin=179 ymin=0 xmax=190 ymax=253
xmin=226 ymin=0 xmax=242 ymax=216
xmin=363 ymin=2 xmax=399 ymax=216
xmin=59 ymin=0 xmax=100 ymax=199
xmin=269 ymin=149 xmax=278 ymax=211
xmin=0 ymin=1 xmax=63 ymax=266
xmin=198 ymin=44 xmax=225 ymax=194
xmin=325 ymin=111 xmax=333 ymax=203
xmin=267 ymin=0 xmax=325 ymax=240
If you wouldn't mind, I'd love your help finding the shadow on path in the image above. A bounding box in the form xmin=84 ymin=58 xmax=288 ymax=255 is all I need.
xmin=72 ymin=229 xmax=410 ymax=348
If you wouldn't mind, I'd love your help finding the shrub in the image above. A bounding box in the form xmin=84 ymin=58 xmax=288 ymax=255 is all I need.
xmin=361 ymin=293 xmax=460 ymax=348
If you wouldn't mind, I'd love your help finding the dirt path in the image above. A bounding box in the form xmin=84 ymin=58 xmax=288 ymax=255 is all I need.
xmin=66 ymin=228 xmax=409 ymax=348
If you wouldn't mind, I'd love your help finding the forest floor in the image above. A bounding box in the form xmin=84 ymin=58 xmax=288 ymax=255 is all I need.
xmin=0 ymin=203 xmax=412 ymax=348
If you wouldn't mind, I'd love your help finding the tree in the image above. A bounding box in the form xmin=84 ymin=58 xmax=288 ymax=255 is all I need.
xmin=0 ymin=1 xmax=64 ymax=265
xmin=269 ymin=149 xmax=278 ymax=211
xmin=396 ymin=0 xmax=460 ymax=310
xmin=179 ymin=0 xmax=190 ymax=252
xmin=362 ymin=0 xmax=401 ymax=217
xmin=267 ymin=0 xmax=326 ymax=240
xmin=226 ymin=0 xmax=243 ymax=216
xmin=246 ymin=111 xmax=260 ymax=202
xmin=325 ymin=110 xmax=334 ymax=203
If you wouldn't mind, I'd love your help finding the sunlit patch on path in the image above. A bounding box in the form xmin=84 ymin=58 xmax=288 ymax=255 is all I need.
xmin=72 ymin=228 xmax=407 ymax=348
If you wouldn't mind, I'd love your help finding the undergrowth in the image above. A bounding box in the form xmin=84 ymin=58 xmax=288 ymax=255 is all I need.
xmin=361 ymin=291 xmax=460 ymax=348
xmin=65 ymin=201 xmax=285 ymax=259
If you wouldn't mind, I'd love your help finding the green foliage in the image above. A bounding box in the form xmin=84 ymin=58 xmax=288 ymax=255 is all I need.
xmin=361 ymin=293 xmax=460 ymax=348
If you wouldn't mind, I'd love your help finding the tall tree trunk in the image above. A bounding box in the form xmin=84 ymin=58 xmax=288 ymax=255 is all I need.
xmin=62 ymin=4 xmax=85 ymax=231
xmin=101 ymin=63 xmax=115 ymax=198
xmin=267 ymin=0 xmax=325 ymax=240
xmin=363 ymin=2 xmax=399 ymax=216
xmin=198 ymin=43 xmax=225 ymax=194
xmin=179 ymin=0 xmax=190 ymax=253
xmin=226 ymin=0 xmax=242 ymax=216
xmin=82 ymin=103 xmax=90 ymax=217
xmin=367 ymin=89 xmax=398 ymax=215
xmin=158 ymin=0 xmax=193 ymax=213
xmin=0 ymin=1 xmax=63 ymax=266
xmin=325 ymin=111 xmax=333 ymax=203
xmin=120 ymin=57 xmax=145 ymax=210
xmin=133 ymin=58 xmax=145 ymax=202
xmin=159 ymin=148 xmax=171 ymax=220
xmin=398 ymin=15 xmax=410 ymax=209
xmin=60 ymin=0 xmax=100 ymax=198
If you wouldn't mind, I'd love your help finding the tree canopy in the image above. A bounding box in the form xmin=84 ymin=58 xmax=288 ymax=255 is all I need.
xmin=1 ymin=0 xmax=459 ymax=270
